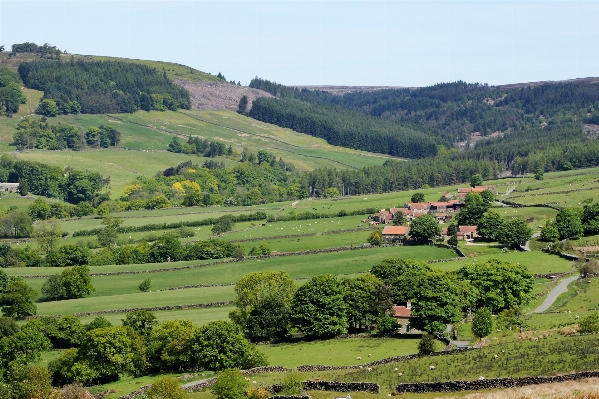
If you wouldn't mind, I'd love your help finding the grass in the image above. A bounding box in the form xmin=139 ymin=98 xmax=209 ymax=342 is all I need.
xmin=439 ymin=251 xmax=573 ymax=275
xmin=259 ymin=337 xmax=420 ymax=368
xmin=35 ymin=285 xmax=235 ymax=316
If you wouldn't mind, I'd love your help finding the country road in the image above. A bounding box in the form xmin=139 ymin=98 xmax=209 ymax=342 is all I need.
xmin=534 ymin=275 xmax=579 ymax=313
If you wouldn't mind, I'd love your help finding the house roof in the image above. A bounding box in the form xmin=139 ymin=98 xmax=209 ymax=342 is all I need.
xmin=435 ymin=213 xmax=447 ymax=217
xmin=429 ymin=201 xmax=449 ymax=207
xmin=407 ymin=202 xmax=428 ymax=210
xmin=392 ymin=305 xmax=412 ymax=318
xmin=459 ymin=225 xmax=478 ymax=233
xmin=382 ymin=226 xmax=409 ymax=236
xmin=376 ymin=211 xmax=393 ymax=221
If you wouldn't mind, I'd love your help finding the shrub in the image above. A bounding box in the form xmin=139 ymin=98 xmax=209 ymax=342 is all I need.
xmin=138 ymin=278 xmax=151 ymax=292
xmin=281 ymin=371 xmax=304 ymax=395
xmin=418 ymin=333 xmax=437 ymax=355
xmin=211 ymin=369 xmax=248 ymax=399
xmin=579 ymin=312 xmax=599 ymax=334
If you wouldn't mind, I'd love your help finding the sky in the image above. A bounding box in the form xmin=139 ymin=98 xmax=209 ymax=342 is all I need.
xmin=0 ymin=0 xmax=597 ymax=87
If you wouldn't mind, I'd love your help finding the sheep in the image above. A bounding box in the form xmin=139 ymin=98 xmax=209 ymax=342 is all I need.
xmin=493 ymin=354 xmax=498 ymax=359
xmin=501 ymin=349 xmax=505 ymax=353
xmin=394 ymin=368 xmax=398 ymax=371
xmin=367 ymin=368 xmax=372 ymax=372
xmin=429 ymin=365 xmax=436 ymax=370
xmin=479 ymin=376 xmax=485 ymax=380
xmin=356 ymin=356 xmax=361 ymax=360
xmin=252 ymin=381 xmax=257 ymax=384
xmin=368 ymin=353 xmax=372 ymax=357
xmin=398 ymin=373 xmax=403 ymax=377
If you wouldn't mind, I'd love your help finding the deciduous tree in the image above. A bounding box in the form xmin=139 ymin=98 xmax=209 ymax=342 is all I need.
xmin=0 ymin=280 xmax=37 ymax=319
xmin=292 ymin=274 xmax=348 ymax=337
xmin=409 ymin=214 xmax=440 ymax=243
xmin=472 ymin=307 xmax=493 ymax=340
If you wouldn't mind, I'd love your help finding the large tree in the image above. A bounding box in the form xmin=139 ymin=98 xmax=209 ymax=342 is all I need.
xmin=457 ymin=259 xmax=534 ymax=313
xmin=342 ymin=274 xmax=392 ymax=330
xmin=149 ymin=319 xmax=198 ymax=371
xmin=61 ymin=265 xmax=95 ymax=299
xmin=496 ymin=218 xmax=533 ymax=248
xmin=292 ymin=274 xmax=348 ymax=338
xmin=0 ymin=209 xmax=33 ymax=238
xmin=122 ymin=310 xmax=158 ymax=343
xmin=0 ymin=280 xmax=37 ymax=319
xmin=370 ymin=258 xmax=433 ymax=303
xmin=556 ymin=207 xmax=584 ymax=240
xmin=471 ymin=307 xmax=493 ymax=341
xmin=477 ymin=211 xmax=504 ymax=241
xmin=191 ymin=321 xmax=267 ymax=371
xmin=457 ymin=192 xmax=488 ymax=226
xmin=229 ymin=271 xmax=295 ymax=334
xmin=32 ymin=218 xmax=62 ymax=253
xmin=409 ymin=214 xmax=440 ymax=243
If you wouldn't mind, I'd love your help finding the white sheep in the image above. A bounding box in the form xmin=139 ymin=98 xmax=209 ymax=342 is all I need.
xmin=398 ymin=373 xmax=403 ymax=377
xmin=429 ymin=365 xmax=436 ymax=370
xmin=493 ymin=354 xmax=498 ymax=359
xmin=501 ymin=350 xmax=505 ymax=353
xmin=367 ymin=368 xmax=372 ymax=372
xmin=368 ymin=354 xmax=372 ymax=357
xmin=252 ymin=381 xmax=257 ymax=384
xmin=356 ymin=356 xmax=361 ymax=360
xmin=478 ymin=376 xmax=484 ymax=380
xmin=394 ymin=368 xmax=398 ymax=371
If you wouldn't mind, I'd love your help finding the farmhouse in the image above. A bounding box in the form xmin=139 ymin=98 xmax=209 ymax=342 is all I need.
xmin=392 ymin=301 xmax=415 ymax=333
xmin=458 ymin=225 xmax=478 ymax=240
xmin=381 ymin=225 xmax=409 ymax=242
xmin=456 ymin=185 xmax=498 ymax=199
xmin=0 ymin=183 xmax=19 ymax=193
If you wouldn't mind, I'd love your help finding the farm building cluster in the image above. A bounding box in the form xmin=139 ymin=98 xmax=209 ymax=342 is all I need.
xmin=367 ymin=185 xmax=498 ymax=243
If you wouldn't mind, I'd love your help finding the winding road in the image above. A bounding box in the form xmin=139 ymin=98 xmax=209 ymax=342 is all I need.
xmin=534 ymin=275 xmax=579 ymax=313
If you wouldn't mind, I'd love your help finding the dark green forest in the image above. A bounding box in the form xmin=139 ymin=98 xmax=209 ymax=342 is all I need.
xmin=18 ymin=59 xmax=191 ymax=114
xmin=249 ymin=97 xmax=439 ymax=159
xmin=250 ymin=78 xmax=599 ymax=143
xmin=0 ymin=67 xmax=25 ymax=116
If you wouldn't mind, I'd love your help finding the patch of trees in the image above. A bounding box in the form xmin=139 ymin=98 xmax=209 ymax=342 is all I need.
xmin=248 ymin=97 xmax=439 ymax=159
xmin=39 ymin=311 xmax=267 ymax=386
xmin=18 ymin=59 xmax=190 ymax=114
xmin=0 ymin=67 xmax=26 ymax=116
xmin=10 ymin=42 xmax=62 ymax=59
xmin=167 ymin=136 xmax=230 ymax=157
xmin=0 ymin=156 xmax=105 ymax=205
xmin=540 ymin=204 xmax=599 ymax=241
xmin=12 ymin=118 xmax=121 ymax=150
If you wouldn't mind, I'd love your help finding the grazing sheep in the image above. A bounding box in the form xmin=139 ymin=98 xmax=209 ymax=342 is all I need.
xmin=398 ymin=373 xmax=403 ymax=377
xmin=429 ymin=365 xmax=436 ymax=370
xmin=493 ymin=354 xmax=498 ymax=359
xmin=479 ymin=376 xmax=484 ymax=380
xmin=252 ymin=381 xmax=257 ymax=384
xmin=367 ymin=368 xmax=372 ymax=372
xmin=501 ymin=350 xmax=505 ymax=353
xmin=359 ymin=366 xmax=363 ymax=369
xmin=394 ymin=368 xmax=398 ymax=371
xmin=368 ymin=354 xmax=372 ymax=357
xmin=356 ymin=356 xmax=361 ymax=360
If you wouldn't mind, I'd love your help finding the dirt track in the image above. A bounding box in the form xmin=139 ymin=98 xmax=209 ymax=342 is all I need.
xmin=174 ymin=80 xmax=272 ymax=111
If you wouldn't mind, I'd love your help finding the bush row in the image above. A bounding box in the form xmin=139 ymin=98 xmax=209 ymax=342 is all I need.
xmin=72 ymin=211 xmax=268 ymax=237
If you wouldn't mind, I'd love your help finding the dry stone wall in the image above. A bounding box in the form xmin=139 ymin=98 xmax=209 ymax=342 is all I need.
xmin=395 ymin=371 xmax=599 ymax=393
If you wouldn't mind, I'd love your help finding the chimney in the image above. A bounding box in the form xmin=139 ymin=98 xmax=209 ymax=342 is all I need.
xmin=406 ymin=300 xmax=412 ymax=309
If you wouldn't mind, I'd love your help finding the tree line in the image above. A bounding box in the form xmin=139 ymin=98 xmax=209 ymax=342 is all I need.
xmin=0 ymin=67 xmax=26 ymax=117
xmin=12 ymin=118 xmax=121 ymax=151
xmin=18 ymin=59 xmax=191 ymax=114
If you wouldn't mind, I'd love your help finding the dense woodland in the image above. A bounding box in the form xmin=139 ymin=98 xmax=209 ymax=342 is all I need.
xmin=18 ymin=59 xmax=191 ymax=114
xmin=250 ymin=78 xmax=599 ymax=143
xmin=249 ymin=96 xmax=439 ymax=159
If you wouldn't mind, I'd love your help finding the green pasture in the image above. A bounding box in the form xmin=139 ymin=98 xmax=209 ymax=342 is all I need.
xmin=76 ymin=305 xmax=235 ymax=327
xmin=35 ymin=285 xmax=235 ymax=316
xmin=19 ymin=245 xmax=457 ymax=300
xmin=242 ymin=334 xmax=599 ymax=394
xmin=437 ymin=251 xmax=573 ymax=275
xmin=260 ymin=337 xmax=420 ymax=368
xmin=547 ymin=277 xmax=599 ymax=312
xmin=6 ymin=149 xmax=209 ymax=197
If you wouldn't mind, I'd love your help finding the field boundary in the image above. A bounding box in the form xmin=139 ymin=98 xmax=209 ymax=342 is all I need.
xmin=395 ymin=370 xmax=599 ymax=393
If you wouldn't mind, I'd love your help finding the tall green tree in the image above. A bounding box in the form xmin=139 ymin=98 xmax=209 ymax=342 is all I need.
xmin=409 ymin=214 xmax=440 ymax=243
xmin=211 ymin=369 xmax=248 ymax=399
xmin=0 ymin=280 xmax=37 ymax=319
xmin=245 ymin=295 xmax=291 ymax=342
xmin=457 ymin=192 xmax=488 ymax=226
xmin=457 ymin=259 xmax=534 ymax=313
xmin=470 ymin=173 xmax=483 ymax=187
xmin=471 ymin=307 xmax=493 ymax=341
xmin=31 ymin=218 xmax=62 ymax=253
xmin=477 ymin=211 xmax=504 ymax=241
xmin=292 ymin=275 xmax=348 ymax=337
xmin=497 ymin=218 xmax=533 ymax=248
xmin=146 ymin=376 xmax=187 ymax=399
xmin=149 ymin=319 xmax=198 ymax=371
xmin=342 ymin=274 xmax=392 ymax=330
xmin=192 ymin=321 xmax=267 ymax=371
xmin=122 ymin=310 xmax=157 ymax=343
xmin=556 ymin=207 xmax=584 ymax=240
xmin=61 ymin=265 xmax=95 ymax=299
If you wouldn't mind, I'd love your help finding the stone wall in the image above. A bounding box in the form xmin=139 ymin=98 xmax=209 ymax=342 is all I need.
xmin=395 ymin=371 xmax=599 ymax=393
xmin=269 ymin=382 xmax=379 ymax=394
